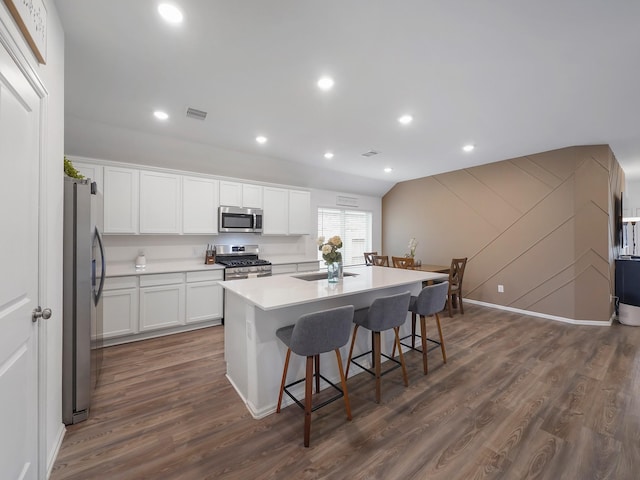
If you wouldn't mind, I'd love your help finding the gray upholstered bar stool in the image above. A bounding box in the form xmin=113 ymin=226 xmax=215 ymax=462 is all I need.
xmin=345 ymin=291 xmax=411 ymax=403
xmin=276 ymin=305 xmax=354 ymax=448
xmin=397 ymin=281 xmax=449 ymax=375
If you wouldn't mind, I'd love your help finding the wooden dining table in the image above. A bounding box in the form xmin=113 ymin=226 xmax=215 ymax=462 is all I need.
xmin=414 ymin=264 xmax=450 ymax=274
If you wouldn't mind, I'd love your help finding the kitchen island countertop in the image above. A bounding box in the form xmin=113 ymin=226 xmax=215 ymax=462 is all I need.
xmin=220 ymin=265 xmax=447 ymax=311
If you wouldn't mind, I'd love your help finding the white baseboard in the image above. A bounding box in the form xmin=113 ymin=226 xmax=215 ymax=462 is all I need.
xmin=47 ymin=423 xmax=66 ymax=479
xmin=464 ymin=299 xmax=613 ymax=326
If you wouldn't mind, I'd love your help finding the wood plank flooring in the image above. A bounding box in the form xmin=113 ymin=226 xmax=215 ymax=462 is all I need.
xmin=51 ymin=304 xmax=640 ymax=479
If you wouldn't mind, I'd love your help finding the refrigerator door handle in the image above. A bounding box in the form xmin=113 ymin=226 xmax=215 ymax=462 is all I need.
xmin=94 ymin=226 xmax=106 ymax=305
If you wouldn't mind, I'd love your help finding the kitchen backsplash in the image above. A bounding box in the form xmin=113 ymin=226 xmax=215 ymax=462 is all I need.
xmin=103 ymin=233 xmax=315 ymax=264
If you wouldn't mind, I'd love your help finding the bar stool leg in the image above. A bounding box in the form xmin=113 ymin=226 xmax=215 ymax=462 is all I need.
xmin=419 ymin=315 xmax=428 ymax=375
xmin=411 ymin=313 xmax=416 ymax=349
xmin=277 ymin=348 xmax=292 ymax=413
xmin=345 ymin=324 xmax=359 ymax=378
xmin=371 ymin=331 xmax=376 ymax=369
xmin=334 ymin=348 xmax=352 ymax=420
xmin=314 ymin=354 xmax=320 ymax=393
xmin=394 ymin=327 xmax=409 ymax=387
xmin=373 ymin=331 xmax=381 ymax=403
xmin=435 ymin=312 xmax=447 ymax=363
xmin=304 ymin=356 xmax=313 ymax=447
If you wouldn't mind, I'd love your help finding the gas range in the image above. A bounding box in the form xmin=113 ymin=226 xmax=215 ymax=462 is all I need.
xmin=215 ymin=245 xmax=272 ymax=280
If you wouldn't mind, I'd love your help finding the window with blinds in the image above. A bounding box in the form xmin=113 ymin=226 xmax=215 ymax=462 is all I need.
xmin=317 ymin=208 xmax=373 ymax=266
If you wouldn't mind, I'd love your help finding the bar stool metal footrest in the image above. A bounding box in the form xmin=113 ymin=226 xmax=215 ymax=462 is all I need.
xmin=398 ymin=333 xmax=442 ymax=354
xmin=283 ymin=373 xmax=345 ymax=412
xmin=350 ymin=351 xmax=402 ymax=378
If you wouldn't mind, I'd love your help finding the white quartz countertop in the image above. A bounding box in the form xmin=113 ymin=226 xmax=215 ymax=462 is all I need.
xmin=219 ymin=265 xmax=448 ymax=310
xmin=106 ymin=259 xmax=224 ymax=277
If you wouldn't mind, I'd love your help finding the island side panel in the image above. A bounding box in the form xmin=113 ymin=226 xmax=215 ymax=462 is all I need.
xmin=224 ymin=290 xmax=251 ymax=406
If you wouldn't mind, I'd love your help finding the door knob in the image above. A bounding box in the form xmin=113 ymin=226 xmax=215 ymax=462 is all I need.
xmin=32 ymin=306 xmax=52 ymax=322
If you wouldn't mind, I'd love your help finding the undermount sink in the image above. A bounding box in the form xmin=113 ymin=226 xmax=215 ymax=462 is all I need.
xmin=292 ymin=271 xmax=359 ymax=281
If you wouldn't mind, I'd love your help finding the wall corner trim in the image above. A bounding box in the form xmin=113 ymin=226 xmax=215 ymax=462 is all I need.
xmin=47 ymin=423 xmax=66 ymax=478
xmin=464 ymin=299 xmax=613 ymax=326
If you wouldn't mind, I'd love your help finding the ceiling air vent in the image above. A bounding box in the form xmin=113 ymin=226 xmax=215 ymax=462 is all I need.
xmin=361 ymin=150 xmax=379 ymax=157
xmin=186 ymin=107 xmax=207 ymax=120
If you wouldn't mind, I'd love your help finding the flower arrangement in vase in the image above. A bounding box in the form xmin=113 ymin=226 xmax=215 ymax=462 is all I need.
xmin=408 ymin=237 xmax=418 ymax=258
xmin=318 ymin=235 xmax=343 ymax=282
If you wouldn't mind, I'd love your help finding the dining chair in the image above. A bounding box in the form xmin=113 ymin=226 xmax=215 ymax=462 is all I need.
xmin=346 ymin=291 xmax=411 ymax=403
xmin=364 ymin=252 xmax=378 ymax=266
xmin=392 ymin=256 xmax=415 ymax=269
xmin=447 ymin=257 xmax=467 ymax=317
xmin=276 ymin=305 xmax=355 ymax=447
xmin=372 ymin=255 xmax=389 ymax=267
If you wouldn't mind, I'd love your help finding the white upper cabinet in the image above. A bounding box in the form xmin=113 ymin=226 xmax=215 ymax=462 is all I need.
xmin=104 ymin=166 xmax=139 ymax=234
xmin=242 ymin=184 xmax=263 ymax=208
xmin=85 ymin=160 xmax=312 ymax=236
xmin=262 ymin=186 xmax=289 ymax=235
xmin=219 ymin=181 xmax=242 ymax=207
xmin=288 ymin=190 xmax=311 ymax=235
xmin=219 ymin=180 xmax=263 ymax=208
xmin=182 ymin=176 xmax=219 ymax=234
xmin=139 ymin=171 xmax=182 ymax=234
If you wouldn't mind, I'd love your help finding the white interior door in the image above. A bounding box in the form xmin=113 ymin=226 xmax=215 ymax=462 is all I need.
xmin=0 ymin=35 xmax=43 ymax=480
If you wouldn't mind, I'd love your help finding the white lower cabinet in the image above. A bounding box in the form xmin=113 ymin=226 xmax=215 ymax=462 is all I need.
xmin=102 ymin=276 xmax=139 ymax=339
xmin=102 ymin=269 xmax=224 ymax=344
xmin=139 ymin=273 xmax=186 ymax=332
xmin=186 ymin=271 xmax=224 ymax=324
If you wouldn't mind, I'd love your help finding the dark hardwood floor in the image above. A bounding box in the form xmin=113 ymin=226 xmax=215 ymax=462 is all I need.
xmin=51 ymin=304 xmax=640 ymax=479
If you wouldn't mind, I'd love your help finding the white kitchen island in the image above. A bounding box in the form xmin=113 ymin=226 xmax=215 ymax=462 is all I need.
xmin=220 ymin=265 xmax=448 ymax=418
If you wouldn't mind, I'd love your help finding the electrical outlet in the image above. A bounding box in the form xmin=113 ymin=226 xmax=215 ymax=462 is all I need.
xmin=498 ymin=285 xmax=504 ymax=293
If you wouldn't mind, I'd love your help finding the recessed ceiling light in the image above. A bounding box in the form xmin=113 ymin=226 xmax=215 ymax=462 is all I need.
xmin=154 ymin=110 xmax=169 ymax=120
xmin=463 ymin=144 xmax=475 ymax=152
xmin=317 ymin=76 xmax=335 ymax=91
xmin=324 ymin=152 xmax=334 ymax=159
xmin=256 ymin=136 xmax=268 ymax=144
xmin=384 ymin=167 xmax=393 ymax=173
xmin=158 ymin=3 xmax=183 ymax=24
xmin=398 ymin=114 xmax=413 ymax=125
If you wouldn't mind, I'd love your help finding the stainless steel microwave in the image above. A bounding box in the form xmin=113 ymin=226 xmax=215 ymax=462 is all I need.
xmin=219 ymin=206 xmax=263 ymax=233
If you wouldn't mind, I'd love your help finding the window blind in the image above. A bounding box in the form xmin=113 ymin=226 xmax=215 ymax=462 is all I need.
xmin=317 ymin=208 xmax=372 ymax=266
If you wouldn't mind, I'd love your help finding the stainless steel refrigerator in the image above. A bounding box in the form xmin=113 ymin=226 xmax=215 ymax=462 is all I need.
xmin=63 ymin=176 xmax=106 ymax=425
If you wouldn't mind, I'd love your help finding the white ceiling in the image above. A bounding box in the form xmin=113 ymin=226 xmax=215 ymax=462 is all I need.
xmin=55 ymin=0 xmax=640 ymax=196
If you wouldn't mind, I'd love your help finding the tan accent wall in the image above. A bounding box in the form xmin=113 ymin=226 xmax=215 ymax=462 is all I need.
xmin=382 ymin=145 xmax=624 ymax=322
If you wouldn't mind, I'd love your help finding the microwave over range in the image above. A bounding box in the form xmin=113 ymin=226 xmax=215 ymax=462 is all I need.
xmin=219 ymin=206 xmax=263 ymax=233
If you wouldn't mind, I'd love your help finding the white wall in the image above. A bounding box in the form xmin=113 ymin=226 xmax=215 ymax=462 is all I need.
xmin=622 ymin=180 xmax=640 ymax=254
xmin=624 ymin=179 xmax=640 ymax=218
